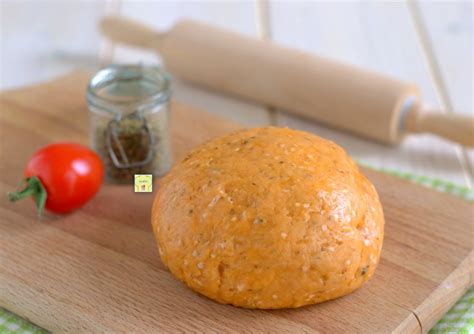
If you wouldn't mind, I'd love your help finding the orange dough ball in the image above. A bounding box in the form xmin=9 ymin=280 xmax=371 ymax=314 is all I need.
xmin=152 ymin=127 xmax=384 ymax=309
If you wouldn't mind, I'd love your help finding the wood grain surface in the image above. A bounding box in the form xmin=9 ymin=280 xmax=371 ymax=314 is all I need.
xmin=0 ymin=72 xmax=472 ymax=333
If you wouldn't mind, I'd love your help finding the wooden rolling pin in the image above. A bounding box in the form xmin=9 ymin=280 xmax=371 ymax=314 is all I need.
xmin=100 ymin=16 xmax=474 ymax=147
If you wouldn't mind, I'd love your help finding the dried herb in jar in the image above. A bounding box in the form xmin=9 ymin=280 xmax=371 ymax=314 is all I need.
xmin=94 ymin=112 xmax=160 ymax=183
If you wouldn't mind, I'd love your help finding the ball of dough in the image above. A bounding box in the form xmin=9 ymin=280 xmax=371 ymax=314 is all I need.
xmin=152 ymin=127 xmax=384 ymax=309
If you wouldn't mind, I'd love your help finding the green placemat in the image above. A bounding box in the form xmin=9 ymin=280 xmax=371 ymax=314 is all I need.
xmin=1 ymin=170 xmax=473 ymax=334
xmin=0 ymin=309 xmax=45 ymax=334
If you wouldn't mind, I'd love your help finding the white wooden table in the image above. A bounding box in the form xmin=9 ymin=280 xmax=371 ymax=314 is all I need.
xmin=1 ymin=0 xmax=472 ymax=187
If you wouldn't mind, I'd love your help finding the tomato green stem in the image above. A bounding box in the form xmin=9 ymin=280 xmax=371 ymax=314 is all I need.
xmin=8 ymin=176 xmax=47 ymax=217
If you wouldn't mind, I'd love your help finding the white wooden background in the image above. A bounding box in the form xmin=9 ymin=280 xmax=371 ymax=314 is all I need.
xmin=1 ymin=0 xmax=472 ymax=188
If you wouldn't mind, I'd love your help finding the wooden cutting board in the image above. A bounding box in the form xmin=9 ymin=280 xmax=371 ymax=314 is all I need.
xmin=0 ymin=72 xmax=472 ymax=333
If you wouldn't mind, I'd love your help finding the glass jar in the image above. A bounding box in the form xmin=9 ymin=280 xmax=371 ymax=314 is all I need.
xmin=87 ymin=64 xmax=172 ymax=184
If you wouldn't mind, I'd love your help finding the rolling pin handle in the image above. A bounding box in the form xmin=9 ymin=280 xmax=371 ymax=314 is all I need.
xmin=100 ymin=16 xmax=164 ymax=50
xmin=404 ymin=103 xmax=474 ymax=147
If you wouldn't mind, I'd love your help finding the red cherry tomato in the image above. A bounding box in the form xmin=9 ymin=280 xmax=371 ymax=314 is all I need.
xmin=9 ymin=143 xmax=104 ymax=214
